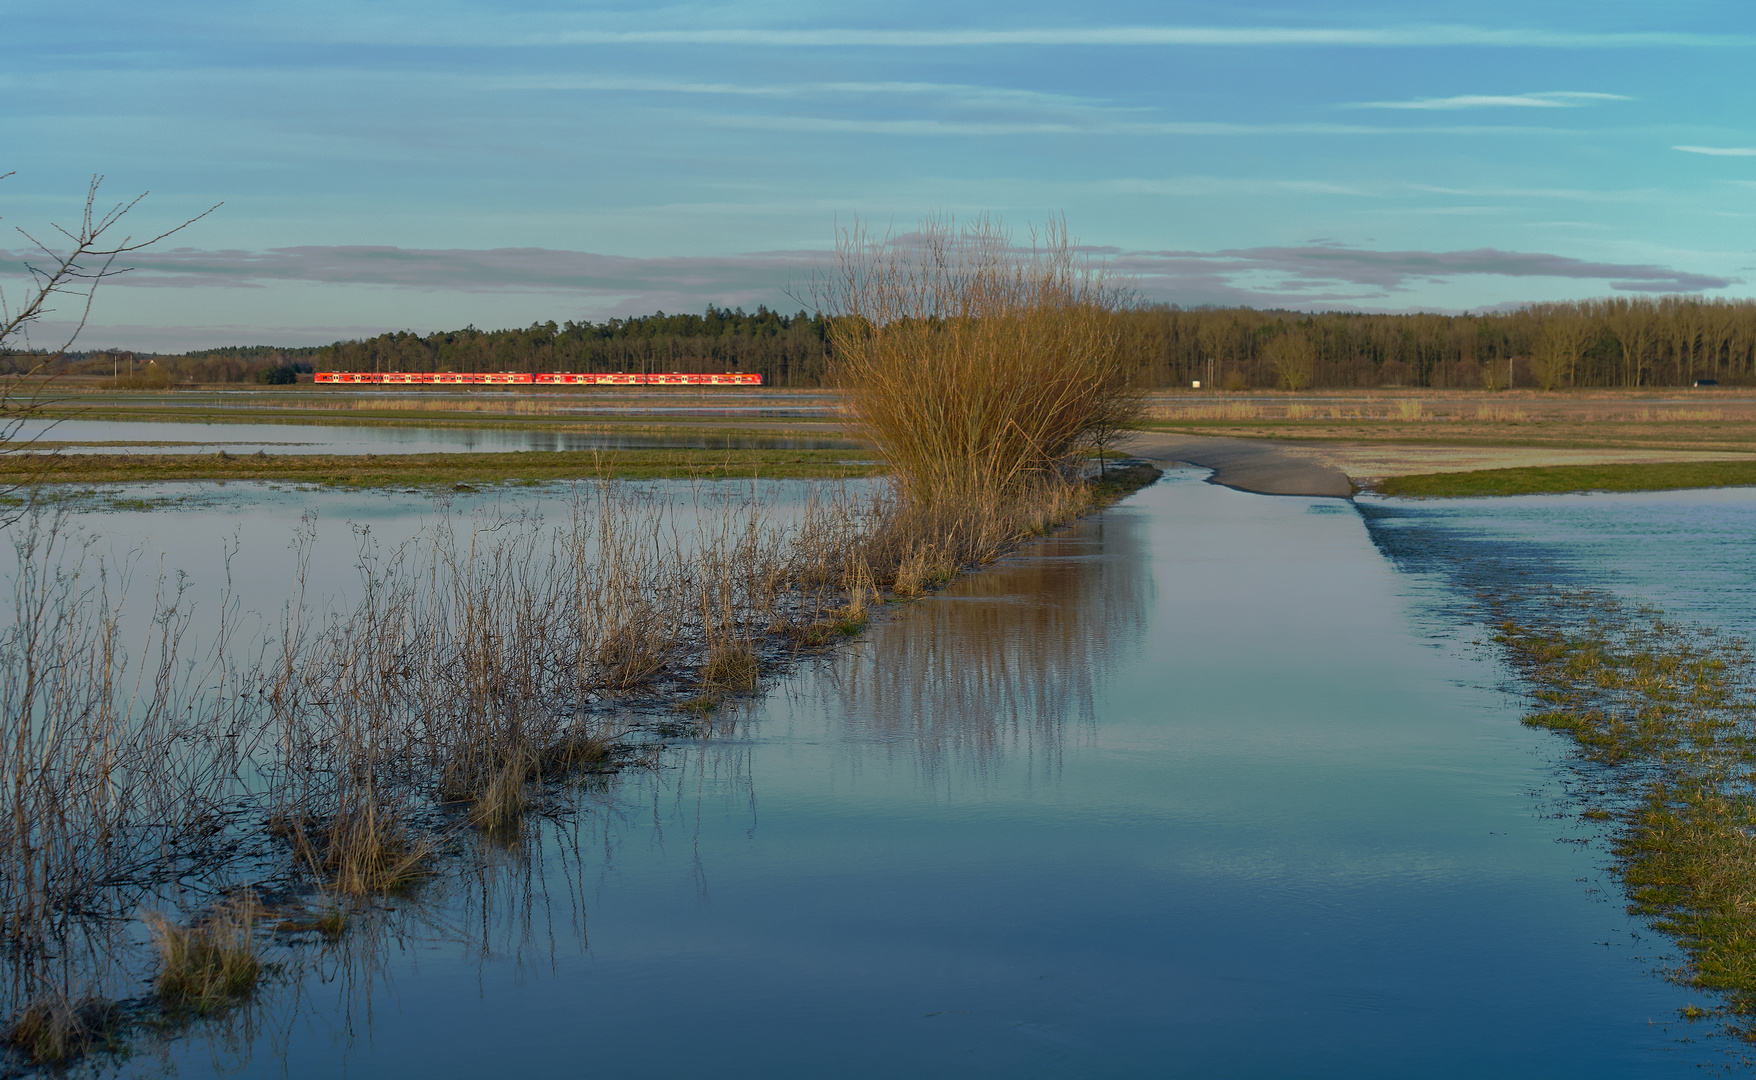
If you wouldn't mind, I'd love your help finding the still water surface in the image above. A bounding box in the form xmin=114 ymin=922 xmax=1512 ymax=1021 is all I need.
xmin=17 ymin=418 xmax=854 ymax=454
xmin=73 ymin=470 xmax=1752 ymax=1076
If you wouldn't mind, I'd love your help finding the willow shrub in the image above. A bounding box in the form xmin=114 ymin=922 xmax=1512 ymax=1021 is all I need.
xmin=822 ymin=216 xmax=1138 ymax=508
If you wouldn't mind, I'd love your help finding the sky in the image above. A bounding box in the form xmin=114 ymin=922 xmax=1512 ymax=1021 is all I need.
xmin=4 ymin=0 xmax=1755 ymax=351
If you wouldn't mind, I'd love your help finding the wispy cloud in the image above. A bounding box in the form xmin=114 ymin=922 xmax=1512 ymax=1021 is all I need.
xmin=19 ymin=244 xmax=1730 ymax=314
xmin=0 ymin=246 xmax=826 ymax=314
xmin=486 ymin=77 xmax=1112 ymax=112
xmin=539 ymin=26 xmax=1749 ymax=50
xmin=1090 ymin=177 xmax=1370 ymax=197
xmin=1111 ymin=245 xmax=1737 ymax=298
xmin=1675 ymin=145 xmax=1756 ymax=156
xmin=1407 ymin=183 xmax=1652 ymax=201
xmin=710 ymin=115 xmax=1567 ymax=138
xmin=1350 ymin=91 xmax=1628 ymax=110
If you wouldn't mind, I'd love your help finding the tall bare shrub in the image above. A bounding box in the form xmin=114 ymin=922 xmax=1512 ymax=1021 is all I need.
xmin=820 ymin=216 xmax=1136 ymax=507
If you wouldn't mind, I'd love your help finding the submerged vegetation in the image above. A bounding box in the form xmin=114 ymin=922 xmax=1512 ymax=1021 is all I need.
xmin=1495 ymin=596 xmax=1756 ymax=1034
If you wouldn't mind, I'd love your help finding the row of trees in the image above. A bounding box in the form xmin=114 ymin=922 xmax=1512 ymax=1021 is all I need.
xmin=284 ymin=296 xmax=1756 ymax=390
xmin=1115 ymin=297 xmax=1756 ymax=390
xmin=293 ymin=306 xmax=834 ymax=387
xmin=32 ymin=297 xmax=1756 ymax=391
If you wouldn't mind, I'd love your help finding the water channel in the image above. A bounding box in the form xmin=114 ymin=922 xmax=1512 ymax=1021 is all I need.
xmin=20 ymin=468 xmax=1755 ymax=1075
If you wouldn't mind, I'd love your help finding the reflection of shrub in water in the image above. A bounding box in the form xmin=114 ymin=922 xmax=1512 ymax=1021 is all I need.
xmin=827 ymin=496 xmax=1153 ymax=781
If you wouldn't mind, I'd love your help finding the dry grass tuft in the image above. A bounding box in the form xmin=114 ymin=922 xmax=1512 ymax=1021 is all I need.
xmin=284 ymin=799 xmax=429 ymax=896
xmin=701 ymin=640 xmax=759 ymax=691
xmin=539 ymin=730 xmax=613 ymax=774
xmin=467 ymin=742 xmax=537 ymax=834
xmin=144 ymin=896 xmax=262 ymax=1013
xmin=4 ymin=993 xmax=119 ymax=1065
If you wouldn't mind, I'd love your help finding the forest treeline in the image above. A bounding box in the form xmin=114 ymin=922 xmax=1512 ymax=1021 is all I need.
xmin=14 ymin=297 xmax=1756 ymax=388
xmin=1117 ymin=297 xmax=1756 ymax=390
xmin=301 ymin=306 xmax=832 ymax=386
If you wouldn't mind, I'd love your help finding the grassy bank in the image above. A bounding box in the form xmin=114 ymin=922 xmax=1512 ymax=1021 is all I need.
xmin=1375 ymin=460 xmax=1756 ymax=497
xmin=1495 ymin=598 xmax=1756 ymax=1034
xmin=2 ymin=448 xmax=881 ymax=487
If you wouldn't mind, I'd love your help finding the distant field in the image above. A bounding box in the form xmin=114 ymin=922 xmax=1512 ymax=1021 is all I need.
xmin=15 ymin=386 xmax=1756 ymax=497
xmin=1140 ymin=389 xmax=1756 ymax=454
xmin=25 ymin=387 xmax=845 ymax=434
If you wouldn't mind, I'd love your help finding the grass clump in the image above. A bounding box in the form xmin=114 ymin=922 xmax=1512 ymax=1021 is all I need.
xmin=465 ymin=742 xmax=538 ymax=835
xmin=282 ymin=798 xmax=430 ymax=896
xmin=1378 ymin=460 xmax=1756 ymax=498
xmin=539 ymin=730 xmax=613 ymax=774
xmin=701 ymin=640 xmax=759 ymax=691
xmin=4 ymin=993 xmax=122 ymax=1065
xmin=143 ymin=896 xmax=262 ymax=1014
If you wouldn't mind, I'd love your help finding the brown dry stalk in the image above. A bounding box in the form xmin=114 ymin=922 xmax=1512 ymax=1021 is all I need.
xmin=820 ymin=215 xmax=1143 ymax=508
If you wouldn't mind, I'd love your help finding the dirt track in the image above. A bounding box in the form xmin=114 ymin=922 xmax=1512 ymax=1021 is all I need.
xmin=1121 ymin=433 xmax=1756 ymax=499
xmin=1120 ymin=434 xmax=1355 ymax=498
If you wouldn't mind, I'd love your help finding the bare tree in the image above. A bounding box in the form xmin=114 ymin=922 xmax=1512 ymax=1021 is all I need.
xmin=0 ymin=174 xmax=217 ymax=524
xmin=1263 ymin=331 xmax=1316 ymax=391
xmin=1082 ymin=382 xmax=1147 ymax=479
xmin=1531 ymin=318 xmax=1590 ymax=391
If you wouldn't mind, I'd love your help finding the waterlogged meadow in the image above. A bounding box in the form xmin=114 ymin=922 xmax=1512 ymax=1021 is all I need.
xmin=0 ymin=467 xmax=1146 ymax=1067
xmin=1363 ymin=487 xmax=1756 ymax=1046
xmin=0 ymin=470 xmax=1733 ymax=1077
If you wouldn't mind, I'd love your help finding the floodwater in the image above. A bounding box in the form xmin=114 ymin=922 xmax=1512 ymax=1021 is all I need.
xmin=1361 ymin=486 xmax=1756 ymax=637
xmin=62 ymin=467 xmax=1742 ymax=1077
xmin=14 ymin=417 xmax=856 ymax=454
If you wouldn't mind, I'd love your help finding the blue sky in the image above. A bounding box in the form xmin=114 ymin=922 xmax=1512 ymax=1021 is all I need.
xmin=5 ymin=0 xmax=1755 ymax=349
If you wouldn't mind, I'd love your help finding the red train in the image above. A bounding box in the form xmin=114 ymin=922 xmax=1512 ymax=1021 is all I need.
xmin=314 ymin=371 xmax=762 ymax=386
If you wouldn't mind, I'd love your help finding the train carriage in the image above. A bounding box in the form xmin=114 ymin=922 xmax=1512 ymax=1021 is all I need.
xmin=315 ymin=371 xmax=761 ymax=386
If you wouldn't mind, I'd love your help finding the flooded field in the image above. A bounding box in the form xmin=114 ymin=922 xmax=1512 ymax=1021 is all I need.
xmin=14 ymin=417 xmax=856 ymax=454
xmin=14 ymin=468 xmax=1748 ymax=1075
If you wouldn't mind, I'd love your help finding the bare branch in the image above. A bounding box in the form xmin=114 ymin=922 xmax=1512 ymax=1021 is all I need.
xmin=0 ymin=173 xmax=222 ymax=527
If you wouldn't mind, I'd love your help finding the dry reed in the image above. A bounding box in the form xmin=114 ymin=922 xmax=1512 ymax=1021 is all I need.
xmin=821 ymin=215 xmax=1139 ymax=508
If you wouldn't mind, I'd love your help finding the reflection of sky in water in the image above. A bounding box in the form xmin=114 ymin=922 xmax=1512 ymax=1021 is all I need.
xmin=1361 ymin=487 xmax=1756 ymax=638
xmin=82 ymin=472 xmax=1729 ymax=1076
xmin=16 ymin=418 xmax=855 ymax=454
xmin=9 ymin=479 xmax=847 ymax=633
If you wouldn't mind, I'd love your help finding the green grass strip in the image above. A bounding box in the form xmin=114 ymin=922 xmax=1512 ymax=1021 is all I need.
xmin=1378 ymin=460 xmax=1756 ymax=498
xmin=2 ymin=449 xmax=882 ymax=487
